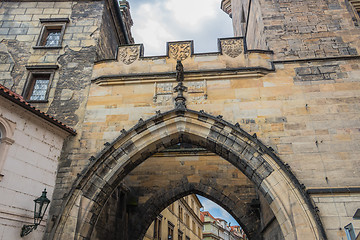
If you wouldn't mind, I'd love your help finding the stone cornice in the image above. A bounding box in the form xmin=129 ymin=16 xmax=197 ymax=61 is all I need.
xmin=92 ymin=67 xmax=272 ymax=85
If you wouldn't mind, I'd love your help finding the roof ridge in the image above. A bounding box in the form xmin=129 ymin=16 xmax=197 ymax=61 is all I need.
xmin=0 ymin=84 xmax=76 ymax=135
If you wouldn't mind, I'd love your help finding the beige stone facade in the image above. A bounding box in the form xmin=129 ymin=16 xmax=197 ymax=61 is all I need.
xmin=143 ymin=194 xmax=202 ymax=240
xmin=0 ymin=0 xmax=360 ymax=239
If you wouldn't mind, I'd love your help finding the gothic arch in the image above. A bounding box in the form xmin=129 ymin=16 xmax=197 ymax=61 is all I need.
xmin=49 ymin=108 xmax=326 ymax=240
xmin=128 ymin=182 xmax=260 ymax=240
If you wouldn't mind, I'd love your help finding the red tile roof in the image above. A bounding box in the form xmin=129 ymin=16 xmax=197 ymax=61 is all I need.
xmin=201 ymin=211 xmax=217 ymax=221
xmin=0 ymin=84 xmax=76 ymax=135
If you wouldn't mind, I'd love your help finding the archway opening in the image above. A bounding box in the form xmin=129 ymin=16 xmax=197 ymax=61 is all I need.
xmin=51 ymin=109 xmax=324 ymax=240
xmin=89 ymin=140 xmax=283 ymax=240
xmin=141 ymin=194 xmax=249 ymax=240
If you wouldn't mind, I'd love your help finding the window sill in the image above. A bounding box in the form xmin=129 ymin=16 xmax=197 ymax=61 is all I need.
xmin=33 ymin=46 xmax=62 ymax=49
xmin=26 ymin=100 xmax=49 ymax=103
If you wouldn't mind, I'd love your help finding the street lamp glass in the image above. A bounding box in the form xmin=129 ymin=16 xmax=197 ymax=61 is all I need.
xmin=33 ymin=189 xmax=50 ymax=225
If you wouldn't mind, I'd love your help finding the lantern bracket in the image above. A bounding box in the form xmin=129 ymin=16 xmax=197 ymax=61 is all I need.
xmin=21 ymin=224 xmax=38 ymax=237
xmin=20 ymin=189 xmax=50 ymax=237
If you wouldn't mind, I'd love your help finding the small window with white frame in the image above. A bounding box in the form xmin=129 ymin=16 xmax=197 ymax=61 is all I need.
xmin=344 ymin=223 xmax=356 ymax=240
xmin=34 ymin=18 xmax=69 ymax=49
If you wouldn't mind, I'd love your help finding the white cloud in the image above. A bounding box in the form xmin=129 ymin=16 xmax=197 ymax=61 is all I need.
xmin=129 ymin=0 xmax=233 ymax=55
xmin=164 ymin=0 xmax=218 ymax=30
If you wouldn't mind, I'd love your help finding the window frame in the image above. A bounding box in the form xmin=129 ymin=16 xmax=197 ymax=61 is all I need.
xmin=23 ymin=65 xmax=58 ymax=103
xmin=168 ymin=221 xmax=174 ymax=240
xmin=154 ymin=215 xmax=163 ymax=240
xmin=178 ymin=230 xmax=183 ymax=240
xmin=34 ymin=18 xmax=69 ymax=49
xmin=0 ymin=116 xmax=16 ymax=181
xmin=179 ymin=206 xmax=183 ymax=221
xmin=347 ymin=0 xmax=360 ymax=25
xmin=344 ymin=223 xmax=356 ymax=240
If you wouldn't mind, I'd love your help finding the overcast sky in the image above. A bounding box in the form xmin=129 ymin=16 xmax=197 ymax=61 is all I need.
xmin=128 ymin=0 xmax=233 ymax=56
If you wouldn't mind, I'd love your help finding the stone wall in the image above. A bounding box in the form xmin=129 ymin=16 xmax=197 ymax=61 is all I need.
xmin=0 ymin=1 xmax=131 ymax=238
xmin=1 ymin=0 xmax=360 ymax=239
xmin=96 ymin=0 xmax=126 ymax=61
xmin=262 ymin=0 xmax=360 ymax=59
xmin=229 ymin=0 xmax=360 ymax=59
xmin=76 ymin=39 xmax=360 ymax=238
xmin=0 ymin=0 xmax=104 ymax=125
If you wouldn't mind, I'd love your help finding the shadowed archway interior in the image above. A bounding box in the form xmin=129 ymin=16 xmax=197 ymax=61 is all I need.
xmin=92 ymin=149 xmax=265 ymax=240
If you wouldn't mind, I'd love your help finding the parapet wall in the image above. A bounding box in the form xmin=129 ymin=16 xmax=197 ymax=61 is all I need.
xmin=92 ymin=38 xmax=274 ymax=82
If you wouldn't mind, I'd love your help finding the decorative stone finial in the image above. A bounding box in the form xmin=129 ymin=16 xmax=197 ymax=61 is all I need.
xmin=174 ymin=60 xmax=187 ymax=109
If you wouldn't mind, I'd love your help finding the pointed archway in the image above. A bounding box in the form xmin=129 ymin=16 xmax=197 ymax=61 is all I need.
xmin=48 ymin=108 xmax=326 ymax=240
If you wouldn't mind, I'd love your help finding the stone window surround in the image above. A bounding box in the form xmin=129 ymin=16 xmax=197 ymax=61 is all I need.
xmin=0 ymin=115 xmax=15 ymax=181
xmin=348 ymin=0 xmax=360 ymax=26
xmin=33 ymin=18 xmax=70 ymax=49
xmin=23 ymin=65 xmax=58 ymax=103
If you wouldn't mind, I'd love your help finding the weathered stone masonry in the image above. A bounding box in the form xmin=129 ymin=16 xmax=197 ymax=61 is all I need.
xmin=1 ymin=0 xmax=360 ymax=239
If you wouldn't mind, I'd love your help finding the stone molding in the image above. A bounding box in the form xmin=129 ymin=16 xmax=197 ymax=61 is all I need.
xmin=0 ymin=115 xmax=16 ymax=181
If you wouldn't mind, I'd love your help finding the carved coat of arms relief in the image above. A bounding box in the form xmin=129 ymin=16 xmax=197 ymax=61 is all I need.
xmin=118 ymin=46 xmax=139 ymax=64
xmin=221 ymin=39 xmax=244 ymax=58
xmin=168 ymin=42 xmax=191 ymax=60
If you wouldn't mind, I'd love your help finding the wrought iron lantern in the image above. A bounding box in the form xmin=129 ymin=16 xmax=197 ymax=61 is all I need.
xmin=21 ymin=189 xmax=51 ymax=237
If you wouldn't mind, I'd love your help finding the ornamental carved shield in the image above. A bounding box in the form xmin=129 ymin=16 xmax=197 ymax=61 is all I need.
xmin=118 ymin=46 xmax=139 ymax=64
xmin=221 ymin=39 xmax=243 ymax=58
xmin=169 ymin=42 xmax=191 ymax=60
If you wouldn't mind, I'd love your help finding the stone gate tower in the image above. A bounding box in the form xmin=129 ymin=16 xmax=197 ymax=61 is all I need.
xmin=0 ymin=0 xmax=360 ymax=240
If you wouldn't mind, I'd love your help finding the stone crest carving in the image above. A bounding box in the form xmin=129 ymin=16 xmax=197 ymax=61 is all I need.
xmin=187 ymin=80 xmax=207 ymax=101
xmin=154 ymin=80 xmax=207 ymax=104
xmin=221 ymin=39 xmax=243 ymax=58
xmin=153 ymin=82 xmax=173 ymax=104
xmin=168 ymin=42 xmax=191 ymax=60
xmin=118 ymin=46 xmax=139 ymax=64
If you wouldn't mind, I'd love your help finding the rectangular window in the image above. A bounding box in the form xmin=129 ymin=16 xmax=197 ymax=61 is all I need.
xmin=154 ymin=215 xmax=162 ymax=240
xmin=23 ymin=66 xmax=58 ymax=102
xmin=178 ymin=230 xmax=183 ymax=240
xmin=168 ymin=221 xmax=174 ymax=240
xmin=349 ymin=0 xmax=360 ymax=16
xmin=34 ymin=18 xmax=69 ymax=49
xmin=179 ymin=206 xmax=183 ymax=221
xmin=186 ymin=213 xmax=190 ymax=226
xmin=344 ymin=223 xmax=356 ymax=240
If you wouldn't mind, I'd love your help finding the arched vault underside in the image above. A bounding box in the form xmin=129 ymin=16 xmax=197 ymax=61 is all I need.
xmin=49 ymin=108 xmax=326 ymax=240
xmin=95 ymin=153 xmax=263 ymax=239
